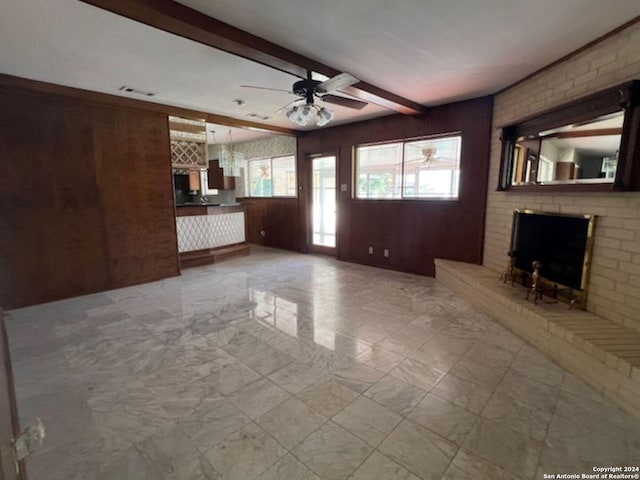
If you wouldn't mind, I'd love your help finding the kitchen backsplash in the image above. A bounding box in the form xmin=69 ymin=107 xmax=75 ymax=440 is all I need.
xmin=174 ymin=187 xmax=237 ymax=205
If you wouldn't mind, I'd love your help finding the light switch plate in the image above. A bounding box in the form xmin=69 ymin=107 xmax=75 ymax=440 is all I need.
xmin=341 ymin=184 xmax=348 ymax=192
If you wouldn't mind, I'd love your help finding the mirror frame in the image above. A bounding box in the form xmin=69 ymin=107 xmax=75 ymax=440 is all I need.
xmin=498 ymin=80 xmax=640 ymax=192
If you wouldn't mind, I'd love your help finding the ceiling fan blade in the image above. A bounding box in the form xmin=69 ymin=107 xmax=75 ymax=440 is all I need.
xmin=321 ymin=94 xmax=368 ymax=110
xmin=316 ymin=73 xmax=359 ymax=94
xmin=275 ymin=99 xmax=302 ymax=114
xmin=240 ymin=85 xmax=293 ymax=93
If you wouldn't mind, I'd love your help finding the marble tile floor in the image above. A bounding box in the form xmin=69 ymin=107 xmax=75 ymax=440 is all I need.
xmin=6 ymin=246 xmax=640 ymax=480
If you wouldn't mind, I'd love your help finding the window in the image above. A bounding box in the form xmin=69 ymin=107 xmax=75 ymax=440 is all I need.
xmin=356 ymin=143 xmax=403 ymax=199
xmin=355 ymin=135 xmax=462 ymax=200
xmin=247 ymin=155 xmax=296 ymax=197
xmin=248 ymin=159 xmax=271 ymax=196
xmin=403 ymin=137 xmax=461 ymax=198
xmin=272 ymin=156 xmax=297 ymax=196
xmin=199 ymin=170 xmax=219 ymax=196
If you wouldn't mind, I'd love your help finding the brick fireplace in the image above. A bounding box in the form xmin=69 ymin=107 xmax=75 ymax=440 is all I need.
xmin=435 ymin=259 xmax=640 ymax=419
xmin=484 ymin=21 xmax=640 ymax=333
xmin=442 ymin=20 xmax=640 ymax=419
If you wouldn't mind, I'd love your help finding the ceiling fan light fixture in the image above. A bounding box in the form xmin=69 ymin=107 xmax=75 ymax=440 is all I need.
xmin=246 ymin=70 xmax=364 ymax=127
xmin=216 ymin=129 xmax=244 ymax=176
xmin=286 ymin=106 xmax=299 ymax=121
xmin=316 ymin=107 xmax=334 ymax=127
xmin=286 ymin=106 xmax=307 ymax=126
xmin=299 ymin=104 xmax=313 ymax=122
xmin=285 ymin=105 xmax=305 ymax=126
xmin=285 ymin=103 xmax=334 ymax=127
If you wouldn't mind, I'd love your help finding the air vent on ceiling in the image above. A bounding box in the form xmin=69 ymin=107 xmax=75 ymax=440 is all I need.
xmin=246 ymin=113 xmax=270 ymax=120
xmin=119 ymin=86 xmax=155 ymax=97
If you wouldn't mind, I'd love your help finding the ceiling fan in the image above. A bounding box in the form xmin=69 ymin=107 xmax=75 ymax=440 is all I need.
xmin=241 ymin=71 xmax=368 ymax=126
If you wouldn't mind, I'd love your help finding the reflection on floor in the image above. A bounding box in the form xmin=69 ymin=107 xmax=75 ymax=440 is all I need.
xmin=312 ymin=233 xmax=336 ymax=248
xmin=6 ymin=246 xmax=640 ymax=480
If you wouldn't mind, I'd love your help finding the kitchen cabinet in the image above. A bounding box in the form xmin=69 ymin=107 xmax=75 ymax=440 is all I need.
xmin=208 ymin=159 xmax=236 ymax=190
xmin=554 ymin=162 xmax=578 ymax=180
xmin=188 ymin=170 xmax=200 ymax=191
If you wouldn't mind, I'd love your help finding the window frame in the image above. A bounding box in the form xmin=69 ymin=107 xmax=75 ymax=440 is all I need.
xmin=353 ymin=133 xmax=463 ymax=201
xmin=245 ymin=155 xmax=297 ymax=198
xmin=354 ymin=140 xmax=403 ymax=200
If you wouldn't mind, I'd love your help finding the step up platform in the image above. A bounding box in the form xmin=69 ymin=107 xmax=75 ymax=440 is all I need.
xmin=180 ymin=243 xmax=250 ymax=269
xmin=435 ymin=258 xmax=640 ymax=420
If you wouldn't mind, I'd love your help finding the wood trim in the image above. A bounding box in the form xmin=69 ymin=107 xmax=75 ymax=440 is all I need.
xmin=240 ymin=197 xmax=299 ymax=250
xmin=0 ymin=73 xmax=297 ymax=136
xmin=168 ymin=121 xmax=206 ymax=134
xmin=0 ymin=87 xmax=181 ymax=308
xmin=0 ymin=311 xmax=26 ymax=480
xmin=311 ymin=245 xmax=336 ymax=256
xmin=337 ymin=84 xmax=424 ymax=115
xmin=179 ymin=243 xmax=250 ymax=268
xmin=175 ymin=205 xmax=208 ymax=217
xmin=175 ymin=204 xmax=247 ymax=216
xmin=548 ymin=127 xmax=622 ymax=139
xmin=79 ymin=0 xmax=427 ymax=115
xmin=503 ymin=183 xmax=619 ymax=193
xmin=0 ymin=313 xmax=19 ymax=443
xmin=496 ymin=15 xmax=640 ymax=96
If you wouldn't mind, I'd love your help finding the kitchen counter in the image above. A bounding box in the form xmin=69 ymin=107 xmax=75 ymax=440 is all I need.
xmin=175 ymin=203 xmax=249 ymax=268
xmin=175 ymin=202 xmax=242 ymax=207
xmin=175 ymin=203 xmax=246 ymax=217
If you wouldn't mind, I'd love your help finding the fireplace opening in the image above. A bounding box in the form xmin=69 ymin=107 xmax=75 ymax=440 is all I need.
xmin=503 ymin=209 xmax=596 ymax=307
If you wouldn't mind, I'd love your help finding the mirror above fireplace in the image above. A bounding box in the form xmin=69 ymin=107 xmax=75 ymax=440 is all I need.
xmin=498 ymin=80 xmax=640 ymax=192
xmin=519 ymin=111 xmax=623 ymax=185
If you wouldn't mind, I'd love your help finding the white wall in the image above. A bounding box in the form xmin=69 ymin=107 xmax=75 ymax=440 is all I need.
xmin=558 ymin=148 xmax=576 ymax=164
xmin=484 ymin=21 xmax=640 ymax=331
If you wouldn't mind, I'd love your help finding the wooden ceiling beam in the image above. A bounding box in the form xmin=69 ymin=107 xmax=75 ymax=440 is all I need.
xmin=79 ymin=0 xmax=427 ymax=115
xmin=547 ymin=128 xmax=622 ymax=139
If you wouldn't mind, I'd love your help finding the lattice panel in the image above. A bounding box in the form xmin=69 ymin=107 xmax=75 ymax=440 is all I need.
xmin=171 ymin=140 xmax=206 ymax=167
xmin=177 ymin=212 xmax=246 ymax=252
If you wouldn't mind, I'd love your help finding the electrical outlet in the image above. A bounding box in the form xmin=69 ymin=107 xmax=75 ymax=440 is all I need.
xmin=368 ymin=246 xmax=373 ymax=255
xmin=341 ymin=184 xmax=348 ymax=192
xmin=383 ymin=249 xmax=389 ymax=258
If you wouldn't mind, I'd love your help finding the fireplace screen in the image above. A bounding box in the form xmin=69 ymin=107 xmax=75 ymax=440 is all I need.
xmin=507 ymin=209 xmax=596 ymax=306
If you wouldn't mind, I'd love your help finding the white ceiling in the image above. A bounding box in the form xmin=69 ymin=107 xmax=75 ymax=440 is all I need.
xmin=549 ymin=135 xmax=620 ymax=156
xmin=1 ymin=0 xmax=639 ymax=137
xmin=177 ymin=0 xmax=640 ymax=104
xmin=545 ymin=112 xmax=623 ymax=156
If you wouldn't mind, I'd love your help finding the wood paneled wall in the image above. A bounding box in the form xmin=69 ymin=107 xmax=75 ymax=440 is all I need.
xmin=0 ymin=85 xmax=179 ymax=309
xmin=297 ymin=96 xmax=493 ymax=276
xmin=243 ymin=198 xmax=299 ymax=251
